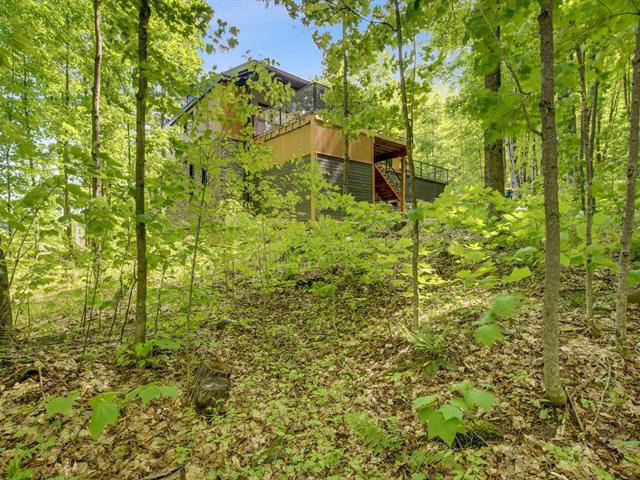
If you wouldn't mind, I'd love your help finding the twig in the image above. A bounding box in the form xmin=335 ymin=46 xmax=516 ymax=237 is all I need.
xmin=565 ymin=387 xmax=588 ymax=446
xmin=59 ymin=415 xmax=90 ymax=456
xmin=549 ymin=472 xmax=570 ymax=480
xmin=589 ymin=356 xmax=612 ymax=429
xmin=37 ymin=364 xmax=44 ymax=397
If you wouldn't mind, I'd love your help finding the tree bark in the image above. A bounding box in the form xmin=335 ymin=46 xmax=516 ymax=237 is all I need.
xmin=342 ymin=19 xmax=349 ymax=195
xmin=62 ymin=41 xmax=72 ymax=250
xmin=585 ymin=82 xmax=598 ymax=325
xmin=393 ymin=0 xmax=419 ymax=327
xmin=91 ymin=0 xmax=102 ymax=199
xmin=484 ymin=25 xmax=504 ymax=197
xmin=186 ymin=177 xmax=208 ymax=327
xmin=0 ymin=243 xmax=11 ymax=347
xmin=576 ymin=48 xmax=589 ymax=211
xmin=506 ymin=137 xmax=518 ymax=194
xmin=538 ymin=0 xmax=566 ymax=406
xmin=614 ymin=19 xmax=640 ymax=351
xmin=134 ymin=0 xmax=150 ymax=345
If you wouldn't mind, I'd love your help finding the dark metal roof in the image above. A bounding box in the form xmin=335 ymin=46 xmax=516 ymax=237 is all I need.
xmin=165 ymin=61 xmax=312 ymax=127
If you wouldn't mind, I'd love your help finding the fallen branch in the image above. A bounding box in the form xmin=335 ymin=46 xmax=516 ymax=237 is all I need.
xmin=589 ymin=356 xmax=612 ymax=429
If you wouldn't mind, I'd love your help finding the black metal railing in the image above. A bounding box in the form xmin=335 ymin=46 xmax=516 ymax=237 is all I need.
xmin=379 ymin=158 xmax=449 ymax=186
xmin=254 ymin=82 xmax=327 ymax=135
xmin=382 ymin=159 xmax=403 ymax=193
xmin=414 ymin=161 xmax=449 ymax=184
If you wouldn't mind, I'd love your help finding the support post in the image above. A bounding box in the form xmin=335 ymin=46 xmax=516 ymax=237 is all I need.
xmin=310 ymin=116 xmax=318 ymax=220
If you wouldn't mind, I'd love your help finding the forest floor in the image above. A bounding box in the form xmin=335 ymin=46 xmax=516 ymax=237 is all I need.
xmin=0 ymin=268 xmax=639 ymax=479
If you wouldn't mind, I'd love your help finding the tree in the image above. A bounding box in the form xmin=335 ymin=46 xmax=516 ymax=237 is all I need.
xmin=392 ymin=0 xmax=419 ymax=326
xmin=342 ymin=17 xmax=350 ymax=194
xmin=538 ymin=0 xmax=566 ymax=406
xmin=135 ymin=0 xmax=151 ymax=344
xmin=91 ymin=0 xmax=102 ymax=199
xmin=614 ymin=16 xmax=640 ymax=352
xmin=482 ymin=6 xmax=504 ymax=198
xmin=0 ymin=243 xmax=11 ymax=346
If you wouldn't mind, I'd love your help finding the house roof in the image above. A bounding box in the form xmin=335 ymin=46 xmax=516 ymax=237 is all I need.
xmin=165 ymin=61 xmax=312 ymax=127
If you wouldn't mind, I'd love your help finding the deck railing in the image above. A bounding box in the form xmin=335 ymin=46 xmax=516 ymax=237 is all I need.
xmin=414 ymin=161 xmax=449 ymax=184
xmin=380 ymin=159 xmax=449 ymax=187
xmin=254 ymin=82 xmax=327 ymax=135
xmin=382 ymin=159 xmax=403 ymax=193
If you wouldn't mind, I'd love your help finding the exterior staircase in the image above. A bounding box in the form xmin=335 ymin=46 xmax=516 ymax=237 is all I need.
xmin=374 ymin=162 xmax=402 ymax=204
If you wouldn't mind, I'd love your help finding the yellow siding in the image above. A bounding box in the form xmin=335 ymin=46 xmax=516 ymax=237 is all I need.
xmin=315 ymin=122 xmax=373 ymax=164
xmin=261 ymin=121 xmax=312 ymax=166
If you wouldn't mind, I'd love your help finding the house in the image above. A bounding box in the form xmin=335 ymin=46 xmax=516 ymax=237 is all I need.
xmin=170 ymin=61 xmax=448 ymax=218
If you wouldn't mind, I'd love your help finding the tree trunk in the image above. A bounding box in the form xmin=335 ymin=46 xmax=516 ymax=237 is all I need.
xmin=507 ymin=137 xmax=518 ymax=194
xmin=186 ymin=177 xmax=208 ymax=327
xmin=0 ymin=244 xmax=12 ymax=347
xmin=614 ymin=19 xmax=640 ymax=351
xmin=62 ymin=47 xmax=72 ymax=250
xmin=393 ymin=0 xmax=419 ymax=327
xmin=342 ymin=19 xmax=349 ymax=195
xmin=576 ymin=48 xmax=589 ymax=211
xmin=484 ymin=25 xmax=504 ymax=197
xmin=585 ymin=82 xmax=598 ymax=325
xmin=91 ymin=0 xmax=102 ymax=199
xmin=538 ymin=0 xmax=566 ymax=406
xmin=134 ymin=0 xmax=150 ymax=345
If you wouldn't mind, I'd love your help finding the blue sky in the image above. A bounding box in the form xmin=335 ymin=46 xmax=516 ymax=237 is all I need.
xmin=204 ymin=0 xmax=337 ymax=81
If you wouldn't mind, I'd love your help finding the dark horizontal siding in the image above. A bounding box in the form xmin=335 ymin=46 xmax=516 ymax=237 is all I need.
xmin=405 ymin=177 xmax=446 ymax=203
xmin=317 ymin=155 xmax=372 ymax=202
xmin=253 ymin=156 xmax=311 ymax=219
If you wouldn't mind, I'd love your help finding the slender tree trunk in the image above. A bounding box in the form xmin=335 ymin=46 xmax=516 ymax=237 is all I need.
xmin=134 ymin=0 xmax=150 ymax=345
xmin=585 ymin=82 xmax=598 ymax=325
xmin=342 ymin=19 xmax=350 ymax=194
xmin=615 ymin=20 xmax=640 ymax=352
xmin=507 ymin=137 xmax=518 ymax=194
xmin=91 ymin=0 xmax=102 ymax=198
xmin=22 ymin=55 xmax=35 ymax=187
xmin=0 ymin=244 xmax=11 ymax=346
xmin=62 ymin=51 xmax=72 ymax=250
xmin=186 ymin=178 xmax=208 ymax=327
xmin=538 ymin=0 xmax=566 ymax=406
xmin=576 ymin=48 xmax=589 ymax=211
xmin=484 ymin=25 xmax=504 ymax=197
xmin=393 ymin=0 xmax=419 ymax=327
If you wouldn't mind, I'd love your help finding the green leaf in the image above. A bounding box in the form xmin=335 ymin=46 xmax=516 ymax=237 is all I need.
xmin=463 ymin=389 xmax=497 ymax=413
xmin=503 ymin=266 xmax=532 ymax=284
xmin=46 ymin=391 xmax=80 ymax=418
xmin=408 ymin=207 xmax=425 ymax=222
xmin=474 ymin=323 xmax=504 ymax=347
xmin=88 ymin=393 xmax=120 ymax=440
xmin=438 ymin=404 xmax=463 ymax=421
xmin=426 ymin=411 xmax=466 ymax=447
xmin=412 ymin=395 xmax=438 ymax=410
xmin=629 ymin=269 xmax=640 ymax=287
xmin=138 ymin=384 xmax=179 ymax=405
xmin=491 ymin=295 xmax=517 ymax=317
xmin=513 ymin=246 xmax=537 ymax=260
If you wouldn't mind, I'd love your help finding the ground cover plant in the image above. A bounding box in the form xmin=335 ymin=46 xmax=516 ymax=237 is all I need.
xmin=1 ymin=0 xmax=639 ymax=479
